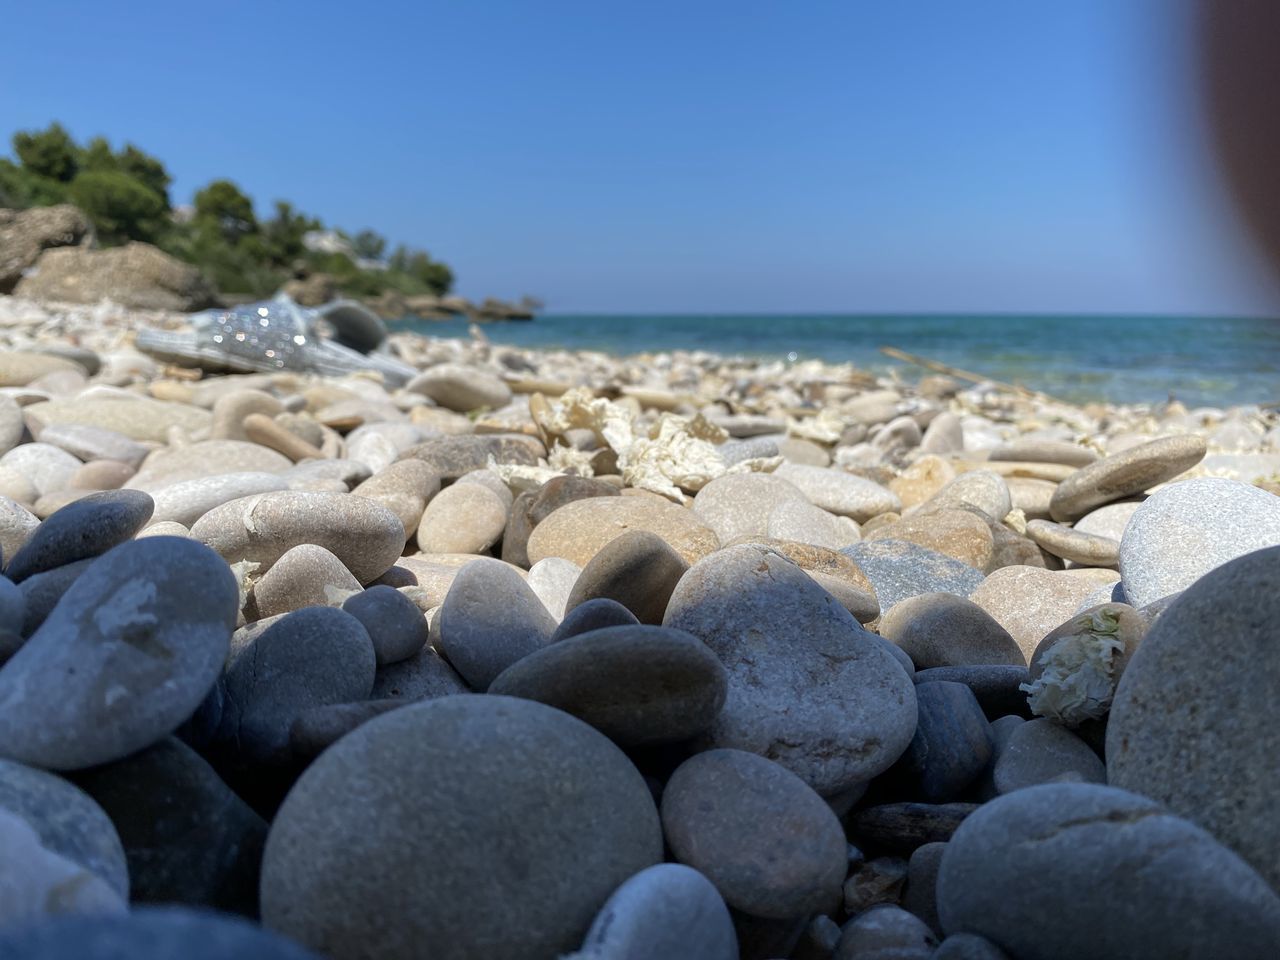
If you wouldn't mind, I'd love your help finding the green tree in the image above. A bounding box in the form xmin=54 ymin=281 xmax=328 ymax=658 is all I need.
xmin=0 ymin=159 xmax=68 ymax=208
xmin=193 ymin=179 xmax=257 ymax=242
xmin=117 ymin=144 xmax=171 ymax=206
xmin=406 ymin=251 xmax=453 ymax=295
xmin=261 ymin=200 xmax=319 ymax=266
xmin=351 ymin=229 xmax=386 ymax=261
xmin=79 ymin=137 xmax=119 ymax=174
xmin=12 ymin=122 xmax=78 ymax=183
xmin=69 ymin=170 xmax=167 ymax=244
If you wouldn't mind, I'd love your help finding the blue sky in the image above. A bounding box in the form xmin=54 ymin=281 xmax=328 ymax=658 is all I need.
xmin=2 ymin=0 xmax=1276 ymax=313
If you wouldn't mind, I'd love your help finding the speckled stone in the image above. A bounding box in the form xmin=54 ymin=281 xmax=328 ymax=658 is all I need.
xmin=1108 ymin=545 xmax=1280 ymax=890
xmin=970 ymin=566 xmax=1120 ymax=659
xmin=0 ymin=758 xmax=128 ymax=898
xmin=774 ymin=463 xmax=901 ymax=522
xmin=936 ymin=783 xmax=1280 ymax=959
xmin=842 ymin=540 xmax=985 ymax=610
xmin=436 ymin=557 xmax=557 ymax=690
xmin=691 ymin=473 xmax=807 ymax=543
xmin=664 ymin=544 xmax=916 ymax=794
xmin=661 ymin=749 xmax=847 ymax=919
xmin=192 ymin=491 xmax=405 ymax=583
xmin=416 ymin=482 xmax=508 ymax=555
xmin=252 ymin=544 xmax=362 ymax=619
xmin=880 ymin=593 xmax=1024 ymax=668
xmin=489 ymin=624 xmax=727 ymax=745
xmin=260 ymin=695 xmax=662 ymax=960
xmin=527 ymin=496 xmax=719 ymax=568
xmin=1048 ymin=435 xmax=1207 ymax=522
xmin=0 ymin=537 xmax=237 ymax=770
xmin=1117 ymin=477 xmax=1280 ymax=607
xmin=1025 ymin=519 xmax=1119 ymax=567
xmin=5 ymin=489 xmax=154 ymax=583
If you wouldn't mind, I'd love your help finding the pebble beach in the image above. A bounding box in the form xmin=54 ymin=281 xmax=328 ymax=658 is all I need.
xmin=0 ymin=293 xmax=1278 ymax=959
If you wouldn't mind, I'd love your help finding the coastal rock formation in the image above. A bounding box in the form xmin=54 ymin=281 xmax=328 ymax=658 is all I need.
xmin=0 ymin=205 xmax=93 ymax=294
xmin=15 ymin=242 xmax=218 ymax=310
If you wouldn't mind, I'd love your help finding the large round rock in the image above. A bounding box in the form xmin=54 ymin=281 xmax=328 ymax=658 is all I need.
xmin=191 ymin=491 xmax=405 ymax=583
xmin=661 ymin=749 xmax=847 ymax=919
xmin=664 ymin=544 xmax=916 ymax=794
xmin=1107 ymin=545 xmax=1280 ymax=889
xmin=488 ymin=624 xmax=727 ymax=745
xmin=261 ymin=695 xmax=662 ymax=960
xmin=0 ymin=537 xmax=237 ymax=770
xmin=1117 ymin=477 xmax=1280 ymax=607
xmin=936 ymin=783 xmax=1280 ymax=958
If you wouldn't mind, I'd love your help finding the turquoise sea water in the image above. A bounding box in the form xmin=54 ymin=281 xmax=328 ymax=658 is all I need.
xmin=393 ymin=314 xmax=1280 ymax=407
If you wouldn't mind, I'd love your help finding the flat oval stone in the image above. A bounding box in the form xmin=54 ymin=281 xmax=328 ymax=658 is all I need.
xmin=127 ymin=441 xmax=292 ymax=491
xmin=489 ymin=624 xmax=727 ymax=745
xmin=926 ymin=471 xmax=1012 ymax=521
xmin=148 ymin=472 xmax=291 ymax=527
xmin=0 ymin=907 xmax=322 ymax=959
xmin=252 ymin=544 xmax=362 ymax=619
xmin=661 ymin=749 xmax=847 ymax=919
xmin=1108 ymin=545 xmax=1280 ymax=889
xmin=37 ymin=424 xmax=150 ymax=470
xmin=528 ymin=496 xmax=719 ymax=567
xmin=774 ymin=463 xmax=901 ymax=522
xmin=341 ymin=585 xmax=428 ymax=666
xmin=691 ymin=473 xmax=807 ymax=543
xmin=216 ymin=606 xmax=375 ymax=769
xmin=664 ymin=544 xmax=916 ymax=794
xmin=1117 ymin=477 xmax=1280 ymax=607
xmin=5 ymin=490 xmax=154 ymax=583
xmin=988 ymin=439 xmax=1098 ymax=468
xmin=0 ymin=758 xmax=128 ymax=898
xmin=0 ymin=537 xmax=237 ymax=770
xmin=260 ymin=695 xmax=662 ymax=960
xmin=0 ymin=442 xmax=81 ymax=497
xmin=25 ymin=396 xmax=213 ymax=443
xmin=192 ymin=491 xmax=405 ymax=583
xmin=569 ymin=863 xmax=737 ymax=960
xmin=842 ymin=540 xmax=984 ymax=610
xmin=397 ymin=434 xmax=540 ymax=481
xmin=880 ymin=593 xmax=1024 ymax=668
xmin=991 ymin=717 xmax=1103 ymax=793
xmin=350 ymin=460 xmax=440 ymax=538
xmin=1025 ymin=519 xmax=1118 ymax=567
xmin=936 ymin=783 xmax=1280 ymax=959
xmin=416 ymin=482 xmax=507 ymax=555
xmin=550 ymin=597 xmax=639 ymax=642
xmin=407 ymin=364 xmax=513 ymax=411
xmin=1048 ymin=435 xmax=1207 ymax=522
xmin=835 ymin=905 xmax=937 ymax=960
xmin=437 ymin=557 xmax=557 ymax=690
xmin=69 ymin=459 xmax=135 ymax=491
xmin=71 ymin=737 xmax=268 ymax=916
xmin=564 ymin=529 xmax=688 ymax=625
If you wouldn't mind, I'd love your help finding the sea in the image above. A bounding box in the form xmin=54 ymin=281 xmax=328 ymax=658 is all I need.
xmin=391 ymin=314 xmax=1280 ymax=408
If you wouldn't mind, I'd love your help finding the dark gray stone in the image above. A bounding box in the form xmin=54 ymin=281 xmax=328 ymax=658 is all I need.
xmin=567 ymin=863 xmax=737 ymax=960
xmin=0 ymin=907 xmax=321 ymax=959
xmin=912 ymin=666 xmax=1030 ymax=720
xmin=991 ymin=717 xmax=1103 ymax=793
xmin=851 ymin=803 xmax=978 ymax=854
xmin=841 ymin=540 xmax=984 ymax=610
xmin=216 ymin=606 xmax=375 ymax=768
xmin=0 ymin=538 xmax=237 ymax=770
xmin=879 ymin=593 xmax=1024 ymax=668
xmin=664 ymin=544 xmax=916 ymax=795
xmin=260 ymin=695 xmax=662 ymax=960
xmin=0 ymin=758 xmax=127 ymax=898
xmin=564 ymin=529 xmax=688 ymax=625
xmin=437 ymin=557 xmax=557 ymax=690
xmin=289 ymin=700 xmax=409 ymax=760
xmin=936 ymin=783 xmax=1280 ymax=959
xmin=73 ymin=737 xmax=267 ymax=916
xmin=4 ymin=489 xmax=153 ymax=583
xmin=661 ymin=749 xmax=846 ymax=919
xmin=550 ymin=597 xmax=639 ymax=642
xmin=834 ymin=905 xmax=937 ymax=960
xmin=897 ymin=682 xmax=993 ymax=802
xmin=489 ymin=625 xmax=727 ymax=745
xmin=370 ymin=645 xmax=469 ymax=701
xmin=341 ymin=585 xmax=428 ymax=665
xmin=933 ymin=934 xmax=1013 ymax=959
xmin=901 ymin=841 xmax=946 ymax=936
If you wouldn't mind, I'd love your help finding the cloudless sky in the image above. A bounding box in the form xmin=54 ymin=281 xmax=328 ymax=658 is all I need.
xmin=2 ymin=0 xmax=1277 ymax=313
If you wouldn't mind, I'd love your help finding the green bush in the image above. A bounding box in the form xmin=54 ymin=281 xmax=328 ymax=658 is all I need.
xmin=68 ymin=170 xmax=167 ymax=244
xmin=12 ymin=123 xmax=78 ymax=183
xmin=0 ymin=159 xmax=69 ymax=208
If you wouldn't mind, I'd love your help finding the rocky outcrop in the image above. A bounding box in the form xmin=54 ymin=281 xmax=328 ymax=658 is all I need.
xmin=0 ymin=205 xmax=93 ymax=294
xmin=15 ymin=242 xmax=218 ymax=311
xmin=281 ymin=272 xmax=336 ymax=307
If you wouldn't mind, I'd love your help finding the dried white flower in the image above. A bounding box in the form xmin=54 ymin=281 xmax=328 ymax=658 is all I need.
xmin=1020 ymin=607 xmax=1125 ymax=725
